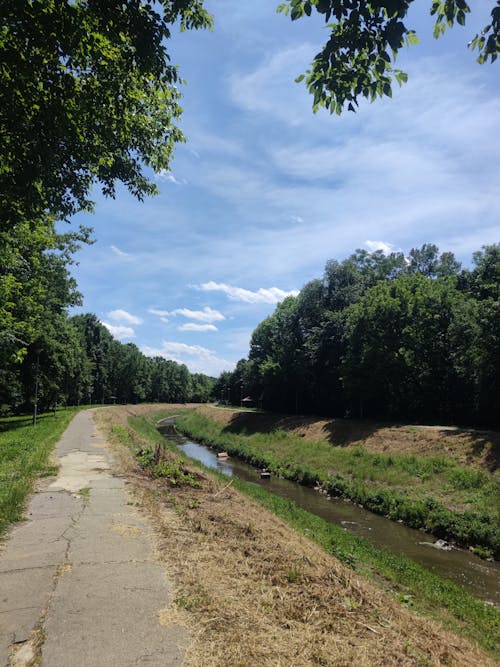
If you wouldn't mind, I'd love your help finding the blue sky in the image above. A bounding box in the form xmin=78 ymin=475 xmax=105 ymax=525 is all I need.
xmin=68 ymin=1 xmax=500 ymax=377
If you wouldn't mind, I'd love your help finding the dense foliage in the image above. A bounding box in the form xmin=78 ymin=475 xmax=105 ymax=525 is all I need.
xmin=0 ymin=310 xmax=215 ymax=415
xmin=1 ymin=0 xmax=211 ymax=228
xmin=217 ymin=243 xmax=500 ymax=426
xmin=278 ymin=0 xmax=500 ymax=113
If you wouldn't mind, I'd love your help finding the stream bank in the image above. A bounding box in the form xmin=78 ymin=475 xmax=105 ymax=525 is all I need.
xmin=158 ymin=420 xmax=500 ymax=608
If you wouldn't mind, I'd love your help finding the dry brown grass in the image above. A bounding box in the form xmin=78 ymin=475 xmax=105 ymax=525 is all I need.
xmin=96 ymin=406 xmax=495 ymax=667
xmin=198 ymin=406 xmax=499 ymax=473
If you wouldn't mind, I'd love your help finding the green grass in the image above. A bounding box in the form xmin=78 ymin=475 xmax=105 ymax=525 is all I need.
xmin=126 ymin=410 xmax=500 ymax=656
xmin=173 ymin=410 xmax=500 ymax=557
xmin=0 ymin=408 xmax=80 ymax=537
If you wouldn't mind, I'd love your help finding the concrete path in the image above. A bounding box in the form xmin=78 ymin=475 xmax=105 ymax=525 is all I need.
xmin=0 ymin=410 xmax=186 ymax=666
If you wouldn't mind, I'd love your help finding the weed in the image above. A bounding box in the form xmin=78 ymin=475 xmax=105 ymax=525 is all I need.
xmin=175 ymin=590 xmax=211 ymax=611
xmin=78 ymin=487 xmax=91 ymax=506
xmin=133 ymin=441 xmax=201 ymax=488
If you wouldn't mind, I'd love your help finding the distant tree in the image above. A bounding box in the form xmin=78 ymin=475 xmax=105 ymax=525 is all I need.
xmin=190 ymin=373 xmax=215 ymax=403
xmin=71 ymin=314 xmax=115 ymax=403
xmin=277 ymin=0 xmax=500 ymax=113
xmin=213 ymin=371 xmax=234 ymax=405
xmin=406 ymin=243 xmax=461 ymax=278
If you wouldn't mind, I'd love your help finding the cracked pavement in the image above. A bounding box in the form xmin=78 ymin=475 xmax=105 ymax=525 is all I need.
xmin=0 ymin=410 xmax=186 ymax=666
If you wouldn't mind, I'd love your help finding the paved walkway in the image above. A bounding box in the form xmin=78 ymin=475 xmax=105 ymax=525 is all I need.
xmin=0 ymin=410 xmax=185 ymax=666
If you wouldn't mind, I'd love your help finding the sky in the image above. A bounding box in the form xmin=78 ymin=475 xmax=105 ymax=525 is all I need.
xmin=68 ymin=1 xmax=500 ymax=377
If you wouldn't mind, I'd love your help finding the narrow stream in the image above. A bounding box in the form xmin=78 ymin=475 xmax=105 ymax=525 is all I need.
xmin=158 ymin=421 xmax=500 ymax=607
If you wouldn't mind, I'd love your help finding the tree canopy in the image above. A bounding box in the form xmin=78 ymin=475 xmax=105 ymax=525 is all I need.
xmin=219 ymin=244 xmax=500 ymax=426
xmin=0 ymin=0 xmax=212 ymax=229
xmin=277 ymin=0 xmax=500 ymax=113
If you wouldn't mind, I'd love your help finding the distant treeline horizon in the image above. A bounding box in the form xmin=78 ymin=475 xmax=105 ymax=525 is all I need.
xmin=215 ymin=243 xmax=499 ymax=427
xmin=0 ymin=312 xmax=215 ymax=416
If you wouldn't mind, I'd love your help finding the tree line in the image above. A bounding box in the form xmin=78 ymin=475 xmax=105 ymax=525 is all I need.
xmin=215 ymin=243 xmax=499 ymax=426
xmin=0 ymin=246 xmax=215 ymax=416
xmin=0 ymin=310 xmax=215 ymax=415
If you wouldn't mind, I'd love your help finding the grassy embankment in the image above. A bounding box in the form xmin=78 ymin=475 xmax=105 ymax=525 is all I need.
xmin=174 ymin=409 xmax=500 ymax=559
xmin=126 ymin=409 xmax=499 ymax=655
xmin=0 ymin=408 xmax=80 ymax=538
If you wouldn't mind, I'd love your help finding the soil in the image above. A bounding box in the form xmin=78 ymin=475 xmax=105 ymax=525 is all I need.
xmin=197 ymin=406 xmax=499 ymax=473
xmin=97 ymin=405 xmax=497 ymax=666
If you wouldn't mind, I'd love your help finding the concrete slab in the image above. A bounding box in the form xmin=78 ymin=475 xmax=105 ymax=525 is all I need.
xmin=25 ymin=490 xmax=81 ymax=519
xmin=0 ymin=518 xmax=70 ymax=573
xmin=0 ymin=565 xmax=55 ymax=657
xmin=0 ymin=607 xmax=40 ymax=666
xmin=66 ymin=512 xmax=152 ymax=564
xmin=0 ymin=409 xmax=186 ymax=667
xmin=42 ymin=562 xmax=185 ymax=666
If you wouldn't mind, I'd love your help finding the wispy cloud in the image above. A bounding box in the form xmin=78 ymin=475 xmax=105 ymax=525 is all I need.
xmin=227 ymin=43 xmax=315 ymax=125
xmin=155 ymin=169 xmax=187 ymax=185
xmin=148 ymin=308 xmax=170 ymax=317
xmin=178 ymin=323 xmax=218 ymax=332
xmin=195 ymin=281 xmax=299 ymax=304
xmin=107 ymin=309 xmax=143 ymax=325
xmin=141 ymin=341 xmax=234 ymax=376
xmin=101 ymin=323 xmax=135 ymax=340
xmin=110 ymin=245 xmax=130 ymax=258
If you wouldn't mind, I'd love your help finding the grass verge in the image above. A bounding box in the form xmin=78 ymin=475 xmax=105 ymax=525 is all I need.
xmin=128 ymin=410 xmax=499 ymax=656
xmin=174 ymin=409 xmax=500 ymax=558
xmin=0 ymin=408 xmax=79 ymax=538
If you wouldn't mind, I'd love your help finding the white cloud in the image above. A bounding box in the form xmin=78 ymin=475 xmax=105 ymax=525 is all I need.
xmin=174 ymin=306 xmax=225 ymax=323
xmin=107 ymin=309 xmax=143 ymax=325
xmin=149 ymin=308 xmax=170 ymax=317
xmin=178 ymin=323 xmax=218 ymax=332
xmin=148 ymin=306 xmax=225 ymax=323
xmin=110 ymin=245 xmax=130 ymax=258
xmin=365 ymin=240 xmax=398 ymax=255
xmin=101 ymin=322 xmax=135 ymax=340
xmin=141 ymin=341 xmax=234 ymax=376
xmin=196 ymin=281 xmax=299 ymax=304
xmin=155 ymin=169 xmax=187 ymax=185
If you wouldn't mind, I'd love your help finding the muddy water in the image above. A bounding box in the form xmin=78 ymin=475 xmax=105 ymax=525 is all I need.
xmin=158 ymin=422 xmax=500 ymax=607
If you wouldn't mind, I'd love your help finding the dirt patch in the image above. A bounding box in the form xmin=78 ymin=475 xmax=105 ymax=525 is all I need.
xmin=198 ymin=406 xmax=499 ymax=473
xmin=96 ymin=406 xmax=496 ymax=666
